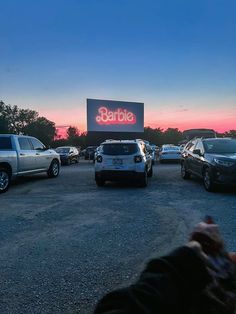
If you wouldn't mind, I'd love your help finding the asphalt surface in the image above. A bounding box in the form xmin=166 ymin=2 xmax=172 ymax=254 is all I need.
xmin=0 ymin=161 xmax=236 ymax=313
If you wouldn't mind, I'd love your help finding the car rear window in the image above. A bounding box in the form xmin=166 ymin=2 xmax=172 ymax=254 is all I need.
xmin=101 ymin=143 xmax=138 ymax=155
xmin=0 ymin=137 xmax=12 ymax=150
xmin=56 ymin=148 xmax=70 ymax=153
xmin=203 ymin=139 xmax=236 ymax=154
xmin=163 ymin=146 xmax=180 ymax=151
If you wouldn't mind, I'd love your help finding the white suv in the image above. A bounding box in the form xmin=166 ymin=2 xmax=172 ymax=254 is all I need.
xmin=94 ymin=140 xmax=153 ymax=187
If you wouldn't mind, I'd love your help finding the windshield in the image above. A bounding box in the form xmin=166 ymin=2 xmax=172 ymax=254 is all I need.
xmin=101 ymin=143 xmax=138 ymax=155
xmin=163 ymin=146 xmax=180 ymax=151
xmin=87 ymin=147 xmax=96 ymax=151
xmin=56 ymin=148 xmax=70 ymax=153
xmin=0 ymin=137 xmax=12 ymax=150
xmin=203 ymin=139 xmax=236 ymax=154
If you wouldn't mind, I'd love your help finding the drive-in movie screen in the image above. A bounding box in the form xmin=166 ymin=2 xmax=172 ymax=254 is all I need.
xmin=87 ymin=99 xmax=144 ymax=132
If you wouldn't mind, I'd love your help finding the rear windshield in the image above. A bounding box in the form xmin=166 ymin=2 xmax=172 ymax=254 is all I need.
xmin=56 ymin=148 xmax=70 ymax=153
xmin=163 ymin=146 xmax=180 ymax=151
xmin=203 ymin=139 xmax=236 ymax=154
xmin=0 ymin=137 xmax=12 ymax=150
xmin=101 ymin=143 xmax=138 ymax=155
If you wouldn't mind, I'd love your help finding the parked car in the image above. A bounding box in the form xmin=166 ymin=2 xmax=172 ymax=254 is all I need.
xmin=181 ymin=138 xmax=236 ymax=191
xmin=94 ymin=140 xmax=153 ymax=187
xmin=84 ymin=146 xmax=97 ymax=160
xmin=159 ymin=145 xmax=181 ymax=163
xmin=146 ymin=144 xmax=156 ymax=165
xmin=93 ymin=146 xmax=102 ymax=163
xmin=55 ymin=146 xmax=80 ymax=165
xmin=0 ymin=134 xmax=60 ymax=193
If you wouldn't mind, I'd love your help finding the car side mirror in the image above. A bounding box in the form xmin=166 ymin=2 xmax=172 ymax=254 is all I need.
xmin=193 ymin=149 xmax=201 ymax=155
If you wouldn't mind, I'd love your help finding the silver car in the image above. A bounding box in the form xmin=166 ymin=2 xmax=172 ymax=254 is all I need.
xmin=159 ymin=145 xmax=181 ymax=163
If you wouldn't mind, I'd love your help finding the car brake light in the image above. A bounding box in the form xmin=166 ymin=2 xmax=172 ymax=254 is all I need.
xmin=96 ymin=155 xmax=103 ymax=163
xmin=134 ymin=155 xmax=142 ymax=163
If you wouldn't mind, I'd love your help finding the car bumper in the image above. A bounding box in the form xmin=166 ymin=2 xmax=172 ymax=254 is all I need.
xmin=159 ymin=156 xmax=181 ymax=161
xmin=95 ymin=170 xmax=144 ymax=181
xmin=213 ymin=167 xmax=236 ymax=185
xmin=60 ymin=157 xmax=69 ymax=164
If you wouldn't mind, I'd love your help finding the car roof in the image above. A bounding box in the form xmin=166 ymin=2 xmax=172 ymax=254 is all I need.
xmin=101 ymin=140 xmax=139 ymax=145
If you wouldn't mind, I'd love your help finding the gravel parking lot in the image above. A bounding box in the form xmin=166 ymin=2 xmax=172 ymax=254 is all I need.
xmin=0 ymin=161 xmax=236 ymax=313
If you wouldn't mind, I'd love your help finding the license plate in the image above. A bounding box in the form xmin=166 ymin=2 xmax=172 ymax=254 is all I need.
xmin=112 ymin=158 xmax=123 ymax=165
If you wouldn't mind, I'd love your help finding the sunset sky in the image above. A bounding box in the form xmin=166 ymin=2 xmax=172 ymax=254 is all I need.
xmin=0 ymin=0 xmax=235 ymax=133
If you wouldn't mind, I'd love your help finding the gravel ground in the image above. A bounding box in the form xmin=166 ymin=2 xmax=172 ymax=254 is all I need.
xmin=0 ymin=161 xmax=236 ymax=313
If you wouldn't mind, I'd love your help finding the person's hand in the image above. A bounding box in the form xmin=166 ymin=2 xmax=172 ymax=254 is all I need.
xmin=185 ymin=241 xmax=218 ymax=274
xmin=190 ymin=222 xmax=224 ymax=256
xmin=186 ymin=241 xmax=210 ymax=264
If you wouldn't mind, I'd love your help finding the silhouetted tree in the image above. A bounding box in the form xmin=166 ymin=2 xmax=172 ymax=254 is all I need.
xmin=143 ymin=127 xmax=164 ymax=146
xmin=67 ymin=126 xmax=79 ymax=139
xmin=223 ymin=130 xmax=236 ymax=138
xmin=162 ymin=128 xmax=183 ymax=145
xmin=0 ymin=101 xmax=38 ymax=134
xmin=23 ymin=117 xmax=56 ymax=146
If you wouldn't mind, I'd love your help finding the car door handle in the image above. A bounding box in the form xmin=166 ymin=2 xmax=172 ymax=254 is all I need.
xmin=36 ymin=153 xmax=40 ymax=155
xmin=20 ymin=153 xmax=26 ymax=156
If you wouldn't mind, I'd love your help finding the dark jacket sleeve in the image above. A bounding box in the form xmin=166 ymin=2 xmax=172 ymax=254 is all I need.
xmin=94 ymin=246 xmax=212 ymax=314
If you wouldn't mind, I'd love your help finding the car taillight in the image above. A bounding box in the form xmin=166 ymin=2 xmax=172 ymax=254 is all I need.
xmin=96 ymin=155 xmax=103 ymax=163
xmin=134 ymin=155 xmax=142 ymax=163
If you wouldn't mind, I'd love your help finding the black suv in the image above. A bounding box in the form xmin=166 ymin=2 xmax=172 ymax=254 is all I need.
xmin=55 ymin=146 xmax=80 ymax=165
xmin=84 ymin=146 xmax=97 ymax=160
xmin=181 ymin=138 xmax=236 ymax=191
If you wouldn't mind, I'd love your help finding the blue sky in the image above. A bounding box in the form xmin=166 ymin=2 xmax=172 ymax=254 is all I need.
xmin=0 ymin=0 xmax=235 ymax=131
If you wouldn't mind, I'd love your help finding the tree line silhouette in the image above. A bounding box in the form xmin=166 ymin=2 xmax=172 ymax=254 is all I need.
xmin=1 ymin=100 xmax=235 ymax=148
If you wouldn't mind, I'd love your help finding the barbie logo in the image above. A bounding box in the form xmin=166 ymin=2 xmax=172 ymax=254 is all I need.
xmin=96 ymin=106 xmax=136 ymax=125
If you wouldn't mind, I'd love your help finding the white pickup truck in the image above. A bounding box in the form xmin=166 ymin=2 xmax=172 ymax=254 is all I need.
xmin=0 ymin=134 xmax=60 ymax=193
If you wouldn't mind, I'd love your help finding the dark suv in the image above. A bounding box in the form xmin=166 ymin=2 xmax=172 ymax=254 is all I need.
xmin=84 ymin=146 xmax=97 ymax=160
xmin=55 ymin=146 xmax=80 ymax=165
xmin=181 ymin=138 xmax=236 ymax=191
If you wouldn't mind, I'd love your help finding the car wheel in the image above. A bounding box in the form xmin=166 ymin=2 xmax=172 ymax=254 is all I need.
xmin=181 ymin=162 xmax=191 ymax=179
xmin=47 ymin=160 xmax=60 ymax=178
xmin=67 ymin=158 xmax=71 ymax=166
xmin=147 ymin=166 xmax=153 ymax=177
xmin=0 ymin=168 xmax=11 ymax=193
xmin=140 ymin=171 xmax=148 ymax=187
xmin=203 ymin=168 xmax=215 ymax=192
xmin=159 ymin=160 xmax=164 ymax=164
xmin=76 ymin=156 xmax=79 ymax=163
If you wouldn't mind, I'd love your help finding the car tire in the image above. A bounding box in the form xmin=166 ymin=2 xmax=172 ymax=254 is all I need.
xmin=67 ymin=158 xmax=71 ymax=166
xmin=76 ymin=156 xmax=79 ymax=163
xmin=203 ymin=168 xmax=215 ymax=192
xmin=147 ymin=166 xmax=153 ymax=178
xmin=0 ymin=167 xmax=11 ymax=193
xmin=140 ymin=171 xmax=148 ymax=187
xmin=159 ymin=160 xmax=164 ymax=164
xmin=47 ymin=160 xmax=60 ymax=178
xmin=181 ymin=162 xmax=191 ymax=179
